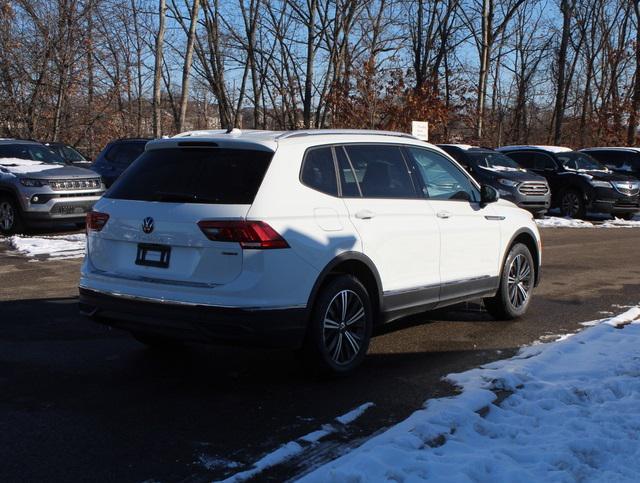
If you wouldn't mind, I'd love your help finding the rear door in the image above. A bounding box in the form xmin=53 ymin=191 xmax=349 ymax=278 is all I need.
xmin=336 ymin=144 xmax=441 ymax=296
xmin=405 ymin=147 xmax=501 ymax=294
xmin=89 ymin=146 xmax=273 ymax=286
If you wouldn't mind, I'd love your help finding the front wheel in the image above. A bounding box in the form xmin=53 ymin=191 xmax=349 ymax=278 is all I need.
xmin=560 ymin=190 xmax=586 ymax=219
xmin=0 ymin=196 xmax=24 ymax=236
xmin=303 ymin=275 xmax=373 ymax=375
xmin=484 ymin=243 xmax=535 ymax=320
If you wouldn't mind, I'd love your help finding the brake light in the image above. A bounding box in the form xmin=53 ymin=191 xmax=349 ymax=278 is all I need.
xmin=86 ymin=211 xmax=109 ymax=232
xmin=197 ymin=220 xmax=289 ymax=249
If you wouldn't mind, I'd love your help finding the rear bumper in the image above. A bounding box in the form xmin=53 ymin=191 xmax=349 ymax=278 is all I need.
xmin=79 ymin=287 xmax=308 ymax=348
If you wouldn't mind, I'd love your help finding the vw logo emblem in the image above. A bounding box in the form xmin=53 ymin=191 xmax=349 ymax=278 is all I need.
xmin=142 ymin=217 xmax=154 ymax=234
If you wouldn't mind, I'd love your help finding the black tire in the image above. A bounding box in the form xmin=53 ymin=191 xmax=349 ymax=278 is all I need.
xmin=560 ymin=189 xmax=586 ymax=219
xmin=302 ymin=274 xmax=373 ymax=375
xmin=0 ymin=195 xmax=25 ymax=236
xmin=131 ymin=332 xmax=183 ymax=352
xmin=619 ymin=213 xmax=636 ymax=221
xmin=484 ymin=243 xmax=535 ymax=320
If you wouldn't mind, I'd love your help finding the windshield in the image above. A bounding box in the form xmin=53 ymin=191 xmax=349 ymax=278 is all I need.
xmin=60 ymin=145 xmax=86 ymax=162
xmin=0 ymin=143 xmax=65 ymax=164
xmin=556 ymin=152 xmax=606 ymax=171
xmin=467 ymin=151 xmax=523 ymax=170
xmin=106 ymin=148 xmax=273 ymax=204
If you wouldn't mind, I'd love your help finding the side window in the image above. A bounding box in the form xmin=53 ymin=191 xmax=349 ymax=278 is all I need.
xmin=0 ymin=146 xmax=12 ymax=158
xmin=342 ymin=145 xmax=418 ymax=199
xmin=106 ymin=143 xmax=145 ymax=168
xmin=407 ymin=147 xmax=479 ymax=202
xmin=505 ymin=151 xmax=534 ymax=169
xmin=535 ymin=153 xmax=557 ymax=170
xmin=335 ymin=146 xmax=361 ymax=197
xmin=300 ymin=147 xmax=338 ymax=196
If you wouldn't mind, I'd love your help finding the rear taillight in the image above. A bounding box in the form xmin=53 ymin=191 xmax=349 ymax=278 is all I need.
xmin=86 ymin=211 xmax=109 ymax=232
xmin=197 ymin=220 xmax=289 ymax=249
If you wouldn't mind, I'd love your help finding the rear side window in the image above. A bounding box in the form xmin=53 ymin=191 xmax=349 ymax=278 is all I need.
xmin=300 ymin=147 xmax=338 ymax=196
xmin=105 ymin=142 xmax=147 ymax=168
xmin=341 ymin=145 xmax=418 ymax=199
xmin=106 ymin=148 xmax=273 ymax=204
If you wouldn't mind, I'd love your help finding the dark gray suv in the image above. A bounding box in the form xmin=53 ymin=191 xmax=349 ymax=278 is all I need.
xmin=0 ymin=139 xmax=105 ymax=234
xmin=438 ymin=144 xmax=551 ymax=218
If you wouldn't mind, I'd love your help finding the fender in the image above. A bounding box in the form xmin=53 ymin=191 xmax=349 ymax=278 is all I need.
xmin=306 ymin=251 xmax=383 ymax=320
xmin=501 ymin=227 xmax=541 ymax=286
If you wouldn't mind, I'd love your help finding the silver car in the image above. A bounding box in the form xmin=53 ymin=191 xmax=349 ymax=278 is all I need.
xmin=0 ymin=139 xmax=105 ymax=235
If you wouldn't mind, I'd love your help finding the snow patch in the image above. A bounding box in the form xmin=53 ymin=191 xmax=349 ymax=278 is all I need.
xmin=335 ymin=402 xmax=375 ymax=425
xmin=535 ymin=216 xmax=594 ymax=228
xmin=219 ymin=402 xmax=374 ymax=482
xmin=6 ymin=234 xmax=86 ymax=259
xmin=220 ymin=442 xmax=304 ymax=483
xmin=536 ymin=215 xmax=640 ymax=228
xmin=301 ymin=307 xmax=640 ymax=482
xmin=0 ymin=157 xmax=62 ymax=174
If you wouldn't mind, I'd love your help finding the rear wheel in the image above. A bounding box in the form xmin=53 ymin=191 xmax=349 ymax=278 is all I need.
xmin=560 ymin=189 xmax=586 ymax=219
xmin=484 ymin=243 xmax=535 ymax=320
xmin=0 ymin=196 xmax=24 ymax=235
xmin=303 ymin=275 xmax=373 ymax=375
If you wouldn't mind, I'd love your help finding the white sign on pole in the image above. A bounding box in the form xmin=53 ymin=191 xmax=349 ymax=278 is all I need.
xmin=411 ymin=121 xmax=429 ymax=141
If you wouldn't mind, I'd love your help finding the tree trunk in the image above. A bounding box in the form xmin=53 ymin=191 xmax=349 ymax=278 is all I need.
xmin=553 ymin=0 xmax=574 ymax=144
xmin=476 ymin=0 xmax=492 ymax=141
xmin=153 ymin=0 xmax=167 ymax=138
xmin=628 ymin=0 xmax=640 ymax=145
xmin=178 ymin=0 xmax=200 ymax=133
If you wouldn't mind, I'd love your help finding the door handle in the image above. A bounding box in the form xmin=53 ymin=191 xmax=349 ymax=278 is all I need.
xmin=355 ymin=210 xmax=375 ymax=220
xmin=437 ymin=211 xmax=452 ymax=219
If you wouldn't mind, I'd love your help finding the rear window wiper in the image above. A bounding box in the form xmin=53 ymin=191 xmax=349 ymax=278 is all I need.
xmin=152 ymin=191 xmax=221 ymax=203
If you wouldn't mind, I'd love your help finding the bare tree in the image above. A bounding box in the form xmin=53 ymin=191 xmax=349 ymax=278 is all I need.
xmin=153 ymin=0 xmax=167 ymax=137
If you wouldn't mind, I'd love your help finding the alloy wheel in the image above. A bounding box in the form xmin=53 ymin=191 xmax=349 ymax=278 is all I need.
xmin=561 ymin=192 xmax=581 ymax=218
xmin=0 ymin=201 xmax=15 ymax=232
xmin=507 ymin=254 xmax=532 ymax=309
xmin=322 ymin=289 xmax=367 ymax=366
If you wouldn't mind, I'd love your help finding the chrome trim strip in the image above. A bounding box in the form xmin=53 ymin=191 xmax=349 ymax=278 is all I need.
xmin=91 ymin=268 xmax=220 ymax=288
xmin=79 ymin=286 xmax=306 ymax=311
xmin=484 ymin=215 xmax=505 ymax=221
xmin=383 ymin=275 xmax=493 ymax=296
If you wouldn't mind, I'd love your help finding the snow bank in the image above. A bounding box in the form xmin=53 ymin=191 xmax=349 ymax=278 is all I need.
xmin=301 ymin=306 xmax=640 ymax=482
xmin=6 ymin=234 xmax=86 ymax=259
xmin=536 ymin=215 xmax=640 ymax=228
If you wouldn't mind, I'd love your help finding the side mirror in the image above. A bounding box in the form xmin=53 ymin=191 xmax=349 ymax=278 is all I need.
xmin=480 ymin=184 xmax=499 ymax=205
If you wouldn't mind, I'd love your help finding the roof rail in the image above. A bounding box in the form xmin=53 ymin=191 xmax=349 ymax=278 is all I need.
xmin=276 ymin=129 xmax=419 ymax=140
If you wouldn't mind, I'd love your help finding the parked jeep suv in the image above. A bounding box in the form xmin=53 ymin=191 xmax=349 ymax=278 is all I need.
xmin=91 ymin=138 xmax=150 ymax=187
xmin=0 ymin=139 xmax=105 ymax=234
xmin=497 ymin=145 xmax=640 ymax=219
xmin=79 ymin=130 xmax=541 ymax=374
xmin=438 ymin=144 xmax=550 ymax=218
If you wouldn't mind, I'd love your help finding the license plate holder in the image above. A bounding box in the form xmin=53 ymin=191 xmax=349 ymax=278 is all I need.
xmin=135 ymin=243 xmax=171 ymax=268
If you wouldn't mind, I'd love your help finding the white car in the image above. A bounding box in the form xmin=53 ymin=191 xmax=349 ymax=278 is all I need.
xmin=79 ymin=129 xmax=541 ymax=374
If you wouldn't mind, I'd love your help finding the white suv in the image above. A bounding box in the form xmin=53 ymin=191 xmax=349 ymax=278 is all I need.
xmin=79 ymin=130 xmax=541 ymax=374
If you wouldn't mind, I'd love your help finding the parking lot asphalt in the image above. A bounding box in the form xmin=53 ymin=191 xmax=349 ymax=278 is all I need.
xmin=1 ymin=228 xmax=640 ymax=482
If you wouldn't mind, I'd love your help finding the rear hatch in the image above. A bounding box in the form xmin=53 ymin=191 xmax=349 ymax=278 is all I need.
xmin=88 ymin=146 xmax=274 ymax=287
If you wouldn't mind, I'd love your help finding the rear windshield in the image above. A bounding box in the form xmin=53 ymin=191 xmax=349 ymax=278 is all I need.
xmin=106 ymin=147 xmax=273 ymax=204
